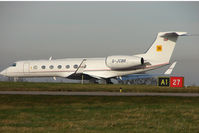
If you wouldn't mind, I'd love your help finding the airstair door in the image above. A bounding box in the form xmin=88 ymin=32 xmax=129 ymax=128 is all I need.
xmin=23 ymin=63 xmax=29 ymax=73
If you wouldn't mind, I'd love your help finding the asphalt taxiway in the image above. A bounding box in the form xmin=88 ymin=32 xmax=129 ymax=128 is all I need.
xmin=0 ymin=91 xmax=199 ymax=97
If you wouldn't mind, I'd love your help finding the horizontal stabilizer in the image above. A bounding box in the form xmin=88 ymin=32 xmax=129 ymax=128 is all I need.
xmin=160 ymin=32 xmax=188 ymax=37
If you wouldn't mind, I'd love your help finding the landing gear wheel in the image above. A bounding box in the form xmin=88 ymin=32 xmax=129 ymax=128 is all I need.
xmin=106 ymin=78 xmax=113 ymax=84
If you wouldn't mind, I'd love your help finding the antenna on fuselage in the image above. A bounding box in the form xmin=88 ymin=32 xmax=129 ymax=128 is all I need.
xmin=49 ymin=56 xmax=52 ymax=60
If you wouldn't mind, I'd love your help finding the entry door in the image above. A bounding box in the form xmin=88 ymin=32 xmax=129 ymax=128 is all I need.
xmin=23 ymin=63 xmax=29 ymax=73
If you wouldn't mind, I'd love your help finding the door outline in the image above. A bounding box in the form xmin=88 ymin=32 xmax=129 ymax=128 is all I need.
xmin=23 ymin=63 xmax=30 ymax=74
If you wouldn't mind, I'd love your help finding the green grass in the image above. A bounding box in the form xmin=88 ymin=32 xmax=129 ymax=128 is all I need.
xmin=0 ymin=95 xmax=199 ymax=133
xmin=0 ymin=81 xmax=199 ymax=93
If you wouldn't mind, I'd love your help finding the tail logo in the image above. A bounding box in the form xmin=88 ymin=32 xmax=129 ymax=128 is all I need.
xmin=156 ymin=45 xmax=162 ymax=52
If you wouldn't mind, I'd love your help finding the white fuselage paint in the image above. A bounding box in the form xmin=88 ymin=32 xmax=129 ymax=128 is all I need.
xmin=0 ymin=31 xmax=187 ymax=80
xmin=0 ymin=57 xmax=168 ymax=79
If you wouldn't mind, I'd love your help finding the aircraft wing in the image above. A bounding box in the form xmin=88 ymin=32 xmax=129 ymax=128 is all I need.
xmin=118 ymin=61 xmax=177 ymax=80
xmin=59 ymin=72 xmax=75 ymax=78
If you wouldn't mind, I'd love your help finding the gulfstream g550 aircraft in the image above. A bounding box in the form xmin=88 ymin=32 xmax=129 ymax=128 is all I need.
xmin=0 ymin=31 xmax=187 ymax=83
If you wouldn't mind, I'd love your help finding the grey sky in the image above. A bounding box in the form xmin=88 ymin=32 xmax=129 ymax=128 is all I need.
xmin=0 ymin=2 xmax=199 ymax=85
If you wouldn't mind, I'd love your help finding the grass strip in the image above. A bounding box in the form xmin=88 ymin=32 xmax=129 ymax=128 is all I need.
xmin=0 ymin=95 xmax=199 ymax=133
xmin=0 ymin=81 xmax=199 ymax=93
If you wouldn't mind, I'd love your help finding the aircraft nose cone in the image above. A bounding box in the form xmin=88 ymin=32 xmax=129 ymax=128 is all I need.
xmin=0 ymin=69 xmax=7 ymax=76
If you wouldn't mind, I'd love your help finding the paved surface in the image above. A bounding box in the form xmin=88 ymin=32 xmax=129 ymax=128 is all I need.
xmin=0 ymin=91 xmax=199 ymax=97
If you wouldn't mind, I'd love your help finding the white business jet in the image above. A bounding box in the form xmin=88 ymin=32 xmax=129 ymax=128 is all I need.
xmin=0 ymin=31 xmax=187 ymax=83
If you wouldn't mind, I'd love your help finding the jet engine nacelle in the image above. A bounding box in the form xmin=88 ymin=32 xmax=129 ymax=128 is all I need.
xmin=106 ymin=55 xmax=144 ymax=70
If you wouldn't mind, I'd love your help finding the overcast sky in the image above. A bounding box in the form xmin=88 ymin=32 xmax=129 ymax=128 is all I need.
xmin=0 ymin=2 xmax=199 ymax=85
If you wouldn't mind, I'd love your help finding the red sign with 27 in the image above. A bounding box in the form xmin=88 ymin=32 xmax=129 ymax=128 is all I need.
xmin=170 ymin=77 xmax=184 ymax=87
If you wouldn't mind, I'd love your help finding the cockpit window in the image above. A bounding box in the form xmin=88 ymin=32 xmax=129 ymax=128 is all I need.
xmin=11 ymin=63 xmax=16 ymax=67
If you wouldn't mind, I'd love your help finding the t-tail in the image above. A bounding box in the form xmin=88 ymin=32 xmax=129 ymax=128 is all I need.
xmin=140 ymin=31 xmax=188 ymax=64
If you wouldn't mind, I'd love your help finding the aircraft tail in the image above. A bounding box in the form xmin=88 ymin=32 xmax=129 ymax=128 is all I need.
xmin=144 ymin=31 xmax=187 ymax=63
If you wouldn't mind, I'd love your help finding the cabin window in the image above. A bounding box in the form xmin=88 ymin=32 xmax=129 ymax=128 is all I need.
xmin=33 ymin=65 xmax=38 ymax=69
xmin=41 ymin=65 xmax=46 ymax=69
xmin=73 ymin=64 xmax=78 ymax=69
xmin=49 ymin=65 xmax=54 ymax=69
xmin=58 ymin=65 xmax=62 ymax=69
xmin=66 ymin=65 xmax=70 ymax=69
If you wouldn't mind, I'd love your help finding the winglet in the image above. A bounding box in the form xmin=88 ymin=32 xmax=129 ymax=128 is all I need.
xmin=164 ymin=61 xmax=177 ymax=75
xmin=75 ymin=59 xmax=87 ymax=74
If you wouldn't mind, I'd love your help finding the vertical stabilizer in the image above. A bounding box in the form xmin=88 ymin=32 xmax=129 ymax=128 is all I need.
xmin=144 ymin=32 xmax=187 ymax=63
